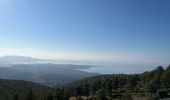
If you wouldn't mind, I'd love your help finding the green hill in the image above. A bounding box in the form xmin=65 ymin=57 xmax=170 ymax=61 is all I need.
xmin=66 ymin=65 xmax=170 ymax=100
xmin=0 ymin=79 xmax=53 ymax=100
xmin=0 ymin=65 xmax=169 ymax=100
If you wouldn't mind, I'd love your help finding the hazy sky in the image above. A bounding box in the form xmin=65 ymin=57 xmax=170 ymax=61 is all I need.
xmin=0 ymin=0 xmax=170 ymax=64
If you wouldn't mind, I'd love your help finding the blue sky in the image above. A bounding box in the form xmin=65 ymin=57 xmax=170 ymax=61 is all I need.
xmin=0 ymin=0 xmax=170 ymax=64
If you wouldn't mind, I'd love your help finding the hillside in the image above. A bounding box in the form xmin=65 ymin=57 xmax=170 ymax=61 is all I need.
xmin=0 ymin=65 xmax=169 ymax=100
xmin=66 ymin=65 xmax=170 ymax=100
xmin=0 ymin=63 xmax=98 ymax=87
xmin=0 ymin=79 xmax=53 ymax=100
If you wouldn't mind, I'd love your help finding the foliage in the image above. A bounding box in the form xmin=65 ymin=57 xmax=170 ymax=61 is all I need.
xmin=0 ymin=65 xmax=169 ymax=100
xmin=96 ymin=89 xmax=107 ymax=100
xmin=120 ymin=93 xmax=133 ymax=100
xmin=157 ymin=89 xmax=168 ymax=98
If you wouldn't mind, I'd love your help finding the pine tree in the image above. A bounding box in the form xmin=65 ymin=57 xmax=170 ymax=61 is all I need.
xmin=26 ymin=89 xmax=35 ymax=100
xmin=13 ymin=94 xmax=19 ymax=100
xmin=47 ymin=95 xmax=53 ymax=100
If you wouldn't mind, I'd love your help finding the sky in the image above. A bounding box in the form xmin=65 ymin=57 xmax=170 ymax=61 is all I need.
xmin=0 ymin=0 xmax=170 ymax=64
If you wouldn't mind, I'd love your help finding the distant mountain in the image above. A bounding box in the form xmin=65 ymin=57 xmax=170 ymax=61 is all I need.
xmin=0 ymin=55 xmax=78 ymax=66
xmin=0 ymin=63 xmax=98 ymax=87
xmin=0 ymin=55 xmax=40 ymax=62
xmin=0 ymin=55 xmax=44 ymax=66
xmin=0 ymin=55 xmax=99 ymax=87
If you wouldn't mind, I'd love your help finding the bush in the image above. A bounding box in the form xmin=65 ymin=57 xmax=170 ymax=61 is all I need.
xmin=96 ymin=89 xmax=107 ymax=100
xmin=120 ymin=93 xmax=133 ymax=100
xmin=157 ymin=89 xmax=168 ymax=98
xmin=76 ymin=96 xmax=83 ymax=100
xmin=147 ymin=95 xmax=159 ymax=100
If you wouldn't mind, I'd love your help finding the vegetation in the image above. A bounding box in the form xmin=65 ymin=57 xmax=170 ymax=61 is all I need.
xmin=66 ymin=65 xmax=170 ymax=100
xmin=0 ymin=65 xmax=169 ymax=100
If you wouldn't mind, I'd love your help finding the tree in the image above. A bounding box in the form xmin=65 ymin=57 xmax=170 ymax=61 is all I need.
xmin=127 ymin=75 xmax=139 ymax=88
xmin=153 ymin=66 xmax=164 ymax=80
xmin=146 ymin=80 xmax=158 ymax=97
xmin=63 ymin=89 xmax=72 ymax=100
xmin=140 ymin=71 xmax=151 ymax=83
xmin=13 ymin=94 xmax=19 ymax=100
xmin=161 ymin=70 xmax=170 ymax=88
xmin=55 ymin=89 xmax=64 ymax=100
xmin=89 ymin=83 xmax=95 ymax=95
xmin=76 ymin=96 xmax=83 ymax=100
xmin=121 ymin=93 xmax=133 ymax=100
xmin=112 ymin=77 xmax=118 ymax=90
xmin=47 ymin=95 xmax=53 ymax=100
xmin=26 ymin=89 xmax=35 ymax=100
xmin=96 ymin=89 xmax=107 ymax=100
xmin=157 ymin=89 xmax=168 ymax=98
xmin=165 ymin=64 xmax=170 ymax=71
xmin=105 ymin=79 xmax=112 ymax=96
